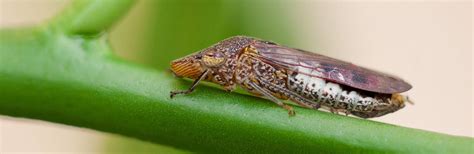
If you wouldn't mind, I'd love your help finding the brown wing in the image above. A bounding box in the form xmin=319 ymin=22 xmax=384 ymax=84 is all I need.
xmin=252 ymin=41 xmax=412 ymax=94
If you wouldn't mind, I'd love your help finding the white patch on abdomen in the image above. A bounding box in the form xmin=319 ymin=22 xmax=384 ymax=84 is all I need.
xmin=288 ymin=69 xmax=379 ymax=110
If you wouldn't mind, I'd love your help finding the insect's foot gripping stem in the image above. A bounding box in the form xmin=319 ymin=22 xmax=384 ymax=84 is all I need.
xmin=170 ymin=90 xmax=192 ymax=98
xmin=170 ymin=69 xmax=210 ymax=99
xmin=283 ymin=104 xmax=296 ymax=116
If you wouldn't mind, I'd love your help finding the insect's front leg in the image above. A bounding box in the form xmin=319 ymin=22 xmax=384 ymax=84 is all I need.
xmin=170 ymin=69 xmax=209 ymax=98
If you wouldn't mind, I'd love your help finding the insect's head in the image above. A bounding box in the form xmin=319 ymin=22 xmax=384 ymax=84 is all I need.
xmin=170 ymin=52 xmax=205 ymax=79
xmin=170 ymin=49 xmax=227 ymax=79
xmin=201 ymin=51 xmax=226 ymax=67
xmin=171 ymin=36 xmax=254 ymax=79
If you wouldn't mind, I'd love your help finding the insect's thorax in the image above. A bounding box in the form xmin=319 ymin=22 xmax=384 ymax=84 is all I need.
xmin=202 ymin=37 xmax=256 ymax=90
xmin=204 ymin=56 xmax=239 ymax=91
xmin=235 ymin=51 xmax=289 ymax=99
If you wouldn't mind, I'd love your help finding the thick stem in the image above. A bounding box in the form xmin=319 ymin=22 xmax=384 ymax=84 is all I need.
xmin=51 ymin=0 xmax=135 ymax=35
xmin=0 ymin=27 xmax=472 ymax=153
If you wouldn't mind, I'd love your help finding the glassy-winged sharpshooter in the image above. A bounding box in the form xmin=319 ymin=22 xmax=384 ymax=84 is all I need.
xmin=170 ymin=36 xmax=412 ymax=118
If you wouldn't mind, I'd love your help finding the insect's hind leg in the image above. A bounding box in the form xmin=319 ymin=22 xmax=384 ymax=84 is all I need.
xmin=289 ymin=97 xmax=320 ymax=110
xmin=246 ymin=81 xmax=295 ymax=116
xmin=255 ymin=77 xmax=321 ymax=110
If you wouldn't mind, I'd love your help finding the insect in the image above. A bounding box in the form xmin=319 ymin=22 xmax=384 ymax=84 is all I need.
xmin=170 ymin=36 xmax=412 ymax=118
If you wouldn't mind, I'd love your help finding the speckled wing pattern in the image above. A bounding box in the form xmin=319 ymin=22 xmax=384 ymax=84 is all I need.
xmin=253 ymin=42 xmax=412 ymax=94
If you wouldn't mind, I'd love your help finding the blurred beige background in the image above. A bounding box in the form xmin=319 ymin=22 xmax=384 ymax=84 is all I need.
xmin=1 ymin=0 xmax=472 ymax=153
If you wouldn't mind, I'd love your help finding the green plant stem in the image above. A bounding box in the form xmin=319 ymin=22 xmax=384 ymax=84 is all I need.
xmin=0 ymin=0 xmax=472 ymax=153
xmin=52 ymin=0 xmax=135 ymax=35
xmin=1 ymin=27 xmax=473 ymax=153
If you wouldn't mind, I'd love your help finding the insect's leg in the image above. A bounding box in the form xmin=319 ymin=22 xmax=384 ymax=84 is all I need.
xmin=255 ymin=77 xmax=320 ymax=110
xmin=340 ymin=109 xmax=350 ymax=116
xmin=288 ymin=97 xmax=320 ymax=110
xmin=223 ymin=85 xmax=236 ymax=92
xmin=247 ymin=81 xmax=295 ymax=116
xmin=329 ymin=108 xmax=339 ymax=114
xmin=170 ymin=69 xmax=209 ymax=98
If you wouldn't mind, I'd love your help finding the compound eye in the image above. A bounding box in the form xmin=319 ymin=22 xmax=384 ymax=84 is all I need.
xmin=202 ymin=51 xmax=225 ymax=67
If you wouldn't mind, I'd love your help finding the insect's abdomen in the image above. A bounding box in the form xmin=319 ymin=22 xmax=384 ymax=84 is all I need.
xmin=287 ymin=71 xmax=384 ymax=113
